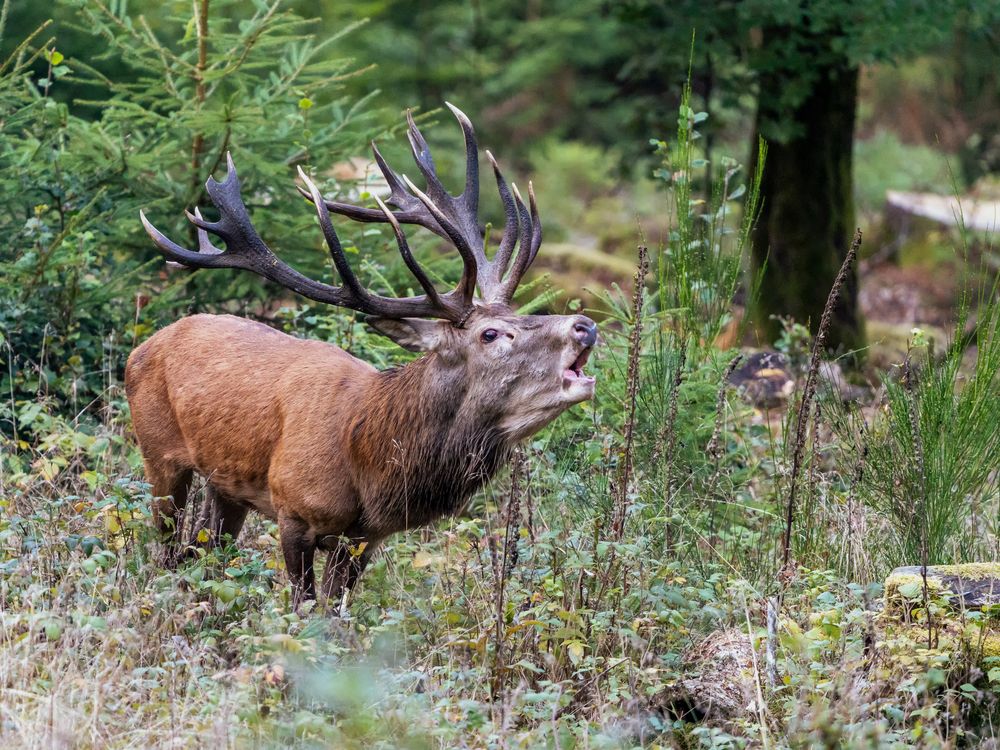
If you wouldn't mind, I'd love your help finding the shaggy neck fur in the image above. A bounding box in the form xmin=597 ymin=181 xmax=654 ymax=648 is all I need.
xmin=350 ymin=354 xmax=512 ymax=537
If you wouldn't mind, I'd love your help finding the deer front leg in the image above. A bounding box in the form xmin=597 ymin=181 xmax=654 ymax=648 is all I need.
xmin=278 ymin=513 xmax=316 ymax=605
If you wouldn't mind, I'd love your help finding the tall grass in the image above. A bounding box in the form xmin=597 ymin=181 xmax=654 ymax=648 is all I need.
xmin=634 ymin=83 xmax=769 ymax=576
xmin=843 ymin=278 xmax=1000 ymax=567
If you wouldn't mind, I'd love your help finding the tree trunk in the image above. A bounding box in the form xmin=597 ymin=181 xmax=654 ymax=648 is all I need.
xmin=751 ymin=53 xmax=864 ymax=353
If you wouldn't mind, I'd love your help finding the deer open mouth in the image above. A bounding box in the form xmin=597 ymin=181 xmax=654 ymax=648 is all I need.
xmin=562 ymin=347 xmax=595 ymax=386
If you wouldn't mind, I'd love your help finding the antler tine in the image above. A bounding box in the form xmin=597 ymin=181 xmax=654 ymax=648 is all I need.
xmin=141 ymin=153 xmax=469 ymax=322
xmin=369 ymin=141 xmax=447 ymax=232
xmin=297 ymin=167 xmax=370 ymax=302
xmin=297 ymin=141 xmax=452 ymax=239
xmin=140 ymin=210 xmax=231 ymax=269
xmin=405 ymin=109 xmax=450 ymax=208
xmin=445 ymin=101 xmax=480 ymax=217
xmin=496 ymin=183 xmax=535 ymax=304
xmin=371 ymin=140 xmax=413 ymax=206
xmin=373 ymin=193 xmax=442 ymax=306
xmin=191 ymin=207 xmax=223 ymax=255
xmin=401 ymin=174 xmax=478 ymax=305
xmin=485 ymin=150 xmax=519 ymax=283
xmin=527 ymin=181 xmax=543 ymax=265
xmin=405 ymin=107 xmax=485 ymax=265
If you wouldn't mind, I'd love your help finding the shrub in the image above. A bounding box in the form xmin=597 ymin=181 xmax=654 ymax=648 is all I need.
xmin=0 ymin=0 xmax=379 ymax=440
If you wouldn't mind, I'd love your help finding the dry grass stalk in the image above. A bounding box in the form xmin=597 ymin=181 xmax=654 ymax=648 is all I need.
xmin=652 ymin=345 xmax=688 ymax=542
xmin=840 ymin=416 xmax=873 ymax=582
xmin=780 ymin=228 xmax=862 ymax=571
xmin=490 ymin=447 xmax=526 ymax=697
xmin=706 ymin=354 xmax=745 ymax=467
xmin=765 ymin=596 xmax=778 ymax=689
xmin=901 ymin=362 xmax=935 ymax=647
xmin=651 ymin=347 xmax=687 ymax=470
xmin=611 ymin=246 xmax=649 ymax=540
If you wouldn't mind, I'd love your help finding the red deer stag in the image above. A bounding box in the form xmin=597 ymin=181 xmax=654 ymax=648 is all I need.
xmin=126 ymin=104 xmax=597 ymax=608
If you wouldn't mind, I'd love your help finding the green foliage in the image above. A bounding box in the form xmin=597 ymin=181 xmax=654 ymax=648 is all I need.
xmin=649 ymin=85 xmax=763 ymax=345
xmin=0 ymin=0 xmax=378 ymax=438
xmin=7 ymin=422 xmax=1000 ymax=746
xmin=318 ymin=0 xmax=642 ymax=157
xmin=842 ymin=285 xmax=1000 ymax=567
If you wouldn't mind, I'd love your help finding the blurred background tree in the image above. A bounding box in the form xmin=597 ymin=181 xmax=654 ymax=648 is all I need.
xmin=311 ymin=0 xmax=1000 ymax=352
xmin=736 ymin=0 xmax=994 ymax=352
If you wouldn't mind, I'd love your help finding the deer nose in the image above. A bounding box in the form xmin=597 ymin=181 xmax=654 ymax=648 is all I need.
xmin=572 ymin=317 xmax=598 ymax=348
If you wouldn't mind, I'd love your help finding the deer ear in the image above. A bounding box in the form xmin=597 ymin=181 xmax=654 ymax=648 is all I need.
xmin=368 ymin=317 xmax=445 ymax=352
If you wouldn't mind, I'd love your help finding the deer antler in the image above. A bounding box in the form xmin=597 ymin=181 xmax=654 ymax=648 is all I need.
xmin=303 ymin=103 xmax=542 ymax=306
xmin=140 ymin=153 xmax=474 ymax=322
xmin=140 ymin=104 xmax=541 ymax=321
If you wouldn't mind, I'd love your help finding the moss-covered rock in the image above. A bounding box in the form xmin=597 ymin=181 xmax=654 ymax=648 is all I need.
xmin=884 ymin=621 xmax=1000 ymax=664
xmin=885 ymin=563 xmax=1000 ymax=616
xmin=528 ymin=241 xmax=639 ymax=312
xmin=882 ymin=563 xmax=1000 ymax=676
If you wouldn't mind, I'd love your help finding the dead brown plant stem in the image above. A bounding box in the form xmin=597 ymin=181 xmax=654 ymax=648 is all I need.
xmin=503 ymin=449 xmax=523 ymax=581
xmin=707 ymin=354 xmax=744 ymax=471
xmin=523 ymin=453 xmax=536 ymax=544
xmin=803 ymin=400 xmax=822 ymax=553
xmin=780 ymin=229 xmax=861 ymax=572
xmin=612 ymin=246 xmax=648 ymax=539
xmin=492 ymin=449 xmax=524 ymax=697
xmin=862 ymin=585 xmax=876 ymax=672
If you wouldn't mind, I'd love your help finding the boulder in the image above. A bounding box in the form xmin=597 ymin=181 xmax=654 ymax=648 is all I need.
xmin=883 ymin=563 xmax=1000 ymax=669
xmin=728 ymin=351 xmax=795 ymax=408
xmin=885 ymin=563 xmax=1000 ymax=615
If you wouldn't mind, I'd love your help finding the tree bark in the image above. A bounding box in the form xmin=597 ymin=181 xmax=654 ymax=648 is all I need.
xmin=751 ymin=52 xmax=864 ymax=353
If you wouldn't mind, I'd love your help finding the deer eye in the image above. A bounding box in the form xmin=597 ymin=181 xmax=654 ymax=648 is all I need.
xmin=480 ymin=328 xmax=499 ymax=343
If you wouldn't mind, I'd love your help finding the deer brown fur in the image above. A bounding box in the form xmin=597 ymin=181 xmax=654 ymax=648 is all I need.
xmin=127 ymin=105 xmax=597 ymax=606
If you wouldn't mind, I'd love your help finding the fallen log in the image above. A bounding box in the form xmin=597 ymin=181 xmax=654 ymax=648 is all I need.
xmin=655 ymin=629 xmax=760 ymax=724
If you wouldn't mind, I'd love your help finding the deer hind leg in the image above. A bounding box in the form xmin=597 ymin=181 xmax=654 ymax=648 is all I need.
xmin=278 ymin=513 xmax=316 ymax=605
xmin=320 ymin=530 xmax=376 ymax=613
xmin=146 ymin=463 xmax=193 ymax=567
xmin=201 ymin=485 xmax=249 ymax=548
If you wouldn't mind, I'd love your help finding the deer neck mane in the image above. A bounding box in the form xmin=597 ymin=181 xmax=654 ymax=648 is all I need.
xmin=350 ymin=354 xmax=512 ymax=535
